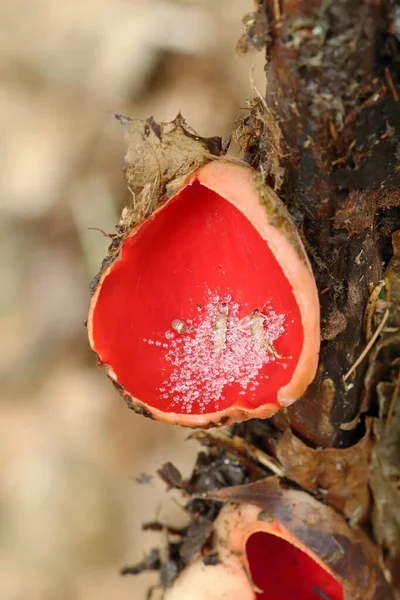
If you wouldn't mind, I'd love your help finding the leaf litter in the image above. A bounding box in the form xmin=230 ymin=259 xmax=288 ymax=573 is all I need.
xmin=368 ymin=230 xmax=400 ymax=593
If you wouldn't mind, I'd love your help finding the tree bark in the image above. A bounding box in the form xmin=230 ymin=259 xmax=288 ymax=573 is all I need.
xmin=237 ymin=0 xmax=399 ymax=448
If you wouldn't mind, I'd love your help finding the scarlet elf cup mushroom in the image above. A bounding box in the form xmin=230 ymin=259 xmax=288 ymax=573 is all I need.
xmin=87 ymin=116 xmax=320 ymax=428
xmin=164 ymin=503 xmax=345 ymax=600
xmin=164 ymin=478 xmax=392 ymax=600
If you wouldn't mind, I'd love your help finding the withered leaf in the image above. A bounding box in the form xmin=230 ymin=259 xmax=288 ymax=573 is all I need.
xmin=364 ymin=333 xmax=400 ymax=409
xmin=370 ymin=380 xmax=400 ymax=590
xmin=366 ymin=230 xmax=400 ymax=595
xmin=116 ymin=113 xmax=222 ymax=205
xmin=200 ymin=477 xmax=392 ymax=600
xmin=386 ymin=230 xmax=400 ymax=329
xmin=274 ymin=423 xmax=372 ymax=524
xmin=157 ymin=462 xmax=184 ymax=490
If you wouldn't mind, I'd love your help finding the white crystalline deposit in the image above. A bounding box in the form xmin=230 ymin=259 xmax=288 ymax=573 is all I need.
xmin=145 ymin=292 xmax=286 ymax=414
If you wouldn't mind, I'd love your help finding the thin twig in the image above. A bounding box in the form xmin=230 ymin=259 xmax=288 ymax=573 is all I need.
xmin=363 ymin=279 xmax=385 ymax=342
xmin=226 ymin=434 xmax=285 ymax=476
xmin=384 ymin=67 xmax=399 ymax=102
xmin=194 ymin=429 xmax=285 ymax=478
xmin=272 ymin=0 xmax=281 ymax=23
xmin=343 ymin=309 xmax=390 ymax=384
xmin=344 ymin=88 xmax=386 ymax=128
xmin=87 ymin=226 xmax=114 ymax=238
xmin=329 ymin=121 xmax=338 ymax=145
xmin=386 ymin=370 xmax=400 ymax=427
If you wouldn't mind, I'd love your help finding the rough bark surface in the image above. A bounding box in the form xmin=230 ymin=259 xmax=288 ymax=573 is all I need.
xmin=238 ymin=0 xmax=399 ymax=449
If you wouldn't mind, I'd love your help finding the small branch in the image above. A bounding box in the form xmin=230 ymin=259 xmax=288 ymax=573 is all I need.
xmin=193 ymin=429 xmax=285 ymax=477
xmin=343 ymin=309 xmax=390 ymax=385
xmin=363 ymin=279 xmax=385 ymax=342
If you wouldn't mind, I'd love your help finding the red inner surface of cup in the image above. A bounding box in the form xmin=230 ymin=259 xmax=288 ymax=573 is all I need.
xmin=91 ymin=181 xmax=303 ymax=415
xmin=246 ymin=532 xmax=344 ymax=600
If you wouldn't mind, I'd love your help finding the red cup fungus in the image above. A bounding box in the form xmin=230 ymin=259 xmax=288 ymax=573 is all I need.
xmin=88 ymin=141 xmax=320 ymax=428
xmin=164 ymin=474 xmax=392 ymax=600
xmin=164 ymin=502 xmax=345 ymax=600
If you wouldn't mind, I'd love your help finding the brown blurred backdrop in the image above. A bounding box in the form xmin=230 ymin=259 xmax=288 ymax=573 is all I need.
xmin=0 ymin=1 xmax=263 ymax=598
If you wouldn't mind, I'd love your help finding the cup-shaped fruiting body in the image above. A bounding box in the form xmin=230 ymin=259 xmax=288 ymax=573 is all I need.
xmin=88 ymin=160 xmax=320 ymax=427
xmin=209 ymin=503 xmax=344 ymax=600
xmin=164 ymin=481 xmax=392 ymax=599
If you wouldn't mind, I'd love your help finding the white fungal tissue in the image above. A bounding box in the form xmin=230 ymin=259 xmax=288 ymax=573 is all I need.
xmin=144 ymin=292 xmax=286 ymax=414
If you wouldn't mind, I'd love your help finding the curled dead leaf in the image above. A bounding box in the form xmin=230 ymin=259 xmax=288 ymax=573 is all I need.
xmin=385 ymin=230 xmax=400 ymax=329
xmin=364 ymin=230 xmax=400 ymax=594
xmin=116 ymin=113 xmax=223 ymax=224
xmin=274 ymin=423 xmax=372 ymax=524
xmin=363 ymin=332 xmax=400 ymax=410
xmin=370 ymin=379 xmax=400 ymax=593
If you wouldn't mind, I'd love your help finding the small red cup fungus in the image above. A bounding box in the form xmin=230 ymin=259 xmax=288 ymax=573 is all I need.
xmin=88 ymin=159 xmax=320 ymax=427
xmin=164 ymin=478 xmax=391 ymax=600
xmin=164 ymin=502 xmax=344 ymax=600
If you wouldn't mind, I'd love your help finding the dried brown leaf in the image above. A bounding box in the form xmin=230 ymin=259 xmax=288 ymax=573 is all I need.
xmin=95 ymin=114 xmax=224 ymax=266
xmin=363 ymin=231 xmax=400 ymax=405
xmin=362 ymin=232 xmax=400 ymax=418
xmin=116 ymin=113 xmax=222 ymax=205
xmin=364 ymin=333 xmax=400 ymax=408
xmin=363 ymin=230 xmax=400 ymax=593
xmin=386 ymin=230 xmax=400 ymax=329
xmin=370 ymin=380 xmax=400 ymax=589
xmin=157 ymin=462 xmax=184 ymax=490
xmin=274 ymin=423 xmax=372 ymax=524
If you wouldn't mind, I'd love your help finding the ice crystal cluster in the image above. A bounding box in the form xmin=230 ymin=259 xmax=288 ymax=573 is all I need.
xmin=145 ymin=292 xmax=286 ymax=414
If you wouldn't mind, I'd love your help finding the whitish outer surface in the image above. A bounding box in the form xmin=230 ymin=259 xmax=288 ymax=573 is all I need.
xmin=163 ymin=556 xmax=254 ymax=600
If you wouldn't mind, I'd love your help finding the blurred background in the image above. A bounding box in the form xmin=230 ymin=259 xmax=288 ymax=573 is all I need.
xmin=0 ymin=1 xmax=264 ymax=598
